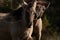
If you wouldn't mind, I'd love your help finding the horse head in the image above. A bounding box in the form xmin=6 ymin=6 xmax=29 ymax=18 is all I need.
xmin=24 ymin=0 xmax=37 ymax=28
xmin=35 ymin=1 xmax=50 ymax=19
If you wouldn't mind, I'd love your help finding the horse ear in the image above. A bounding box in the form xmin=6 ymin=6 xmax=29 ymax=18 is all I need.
xmin=37 ymin=1 xmax=50 ymax=9
xmin=45 ymin=2 xmax=50 ymax=9
xmin=42 ymin=1 xmax=50 ymax=9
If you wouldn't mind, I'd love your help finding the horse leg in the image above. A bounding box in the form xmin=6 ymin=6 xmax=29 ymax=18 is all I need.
xmin=33 ymin=18 xmax=42 ymax=40
xmin=22 ymin=24 xmax=33 ymax=40
xmin=27 ymin=24 xmax=33 ymax=40
xmin=37 ymin=18 xmax=42 ymax=40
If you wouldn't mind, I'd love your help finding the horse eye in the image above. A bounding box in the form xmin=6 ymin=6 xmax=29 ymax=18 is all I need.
xmin=36 ymin=6 xmax=40 ymax=12
xmin=42 ymin=8 xmax=45 ymax=11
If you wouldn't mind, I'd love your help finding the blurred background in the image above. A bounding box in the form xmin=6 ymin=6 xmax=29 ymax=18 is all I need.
xmin=0 ymin=0 xmax=60 ymax=40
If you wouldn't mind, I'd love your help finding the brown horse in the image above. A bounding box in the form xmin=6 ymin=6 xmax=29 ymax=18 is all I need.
xmin=32 ymin=1 xmax=50 ymax=40
xmin=0 ymin=1 xmax=36 ymax=40
xmin=8 ymin=2 xmax=36 ymax=40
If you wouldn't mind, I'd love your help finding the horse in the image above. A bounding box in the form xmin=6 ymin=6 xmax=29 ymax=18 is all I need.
xmin=32 ymin=1 xmax=50 ymax=40
xmin=0 ymin=1 xmax=36 ymax=40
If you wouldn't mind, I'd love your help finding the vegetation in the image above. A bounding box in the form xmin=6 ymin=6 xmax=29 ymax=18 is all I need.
xmin=41 ymin=0 xmax=60 ymax=40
